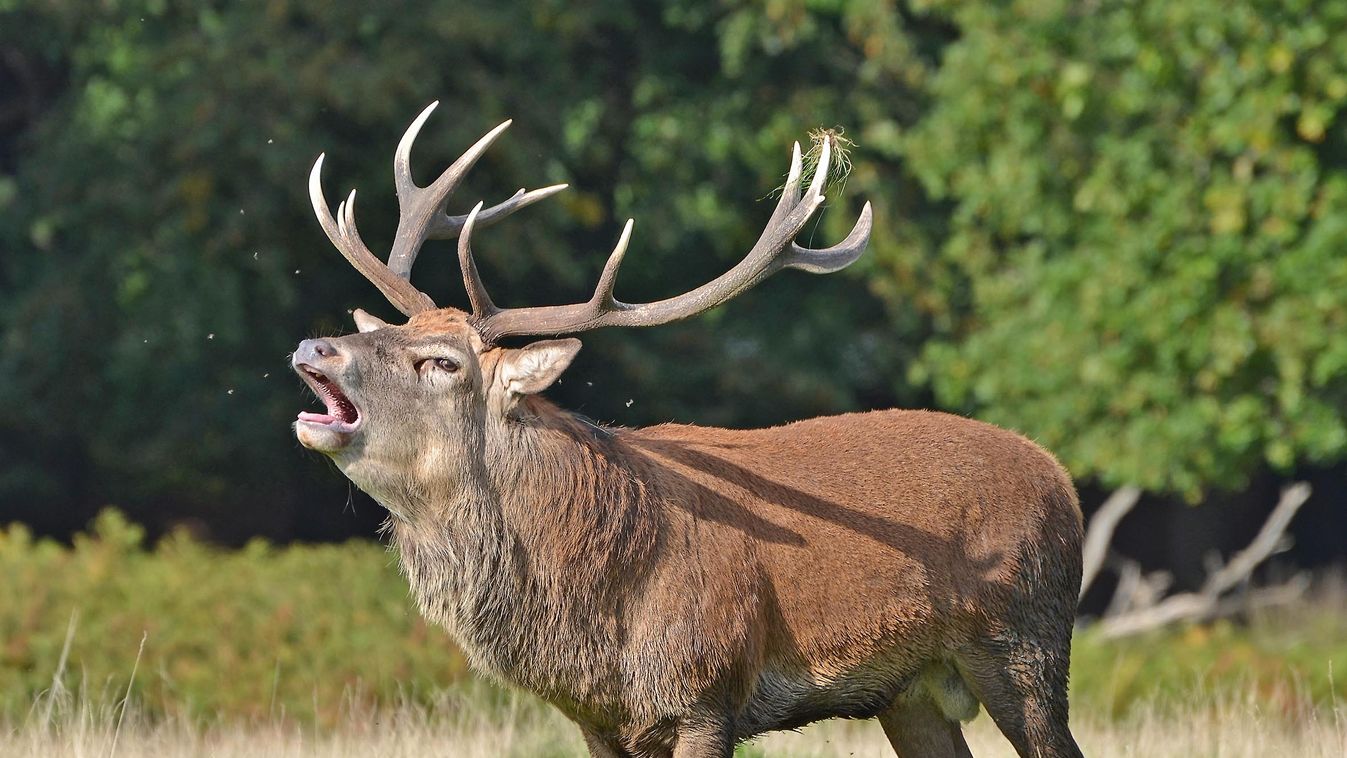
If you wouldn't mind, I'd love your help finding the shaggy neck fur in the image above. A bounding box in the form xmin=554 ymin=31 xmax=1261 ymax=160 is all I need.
xmin=388 ymin=397 xmax=660 ymax=716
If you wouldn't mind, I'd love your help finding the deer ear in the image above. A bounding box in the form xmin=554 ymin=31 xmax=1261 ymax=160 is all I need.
xmin=498 ymin=339 xmax=582 ymax=397
xmin=352 ymin=308 xmax=390 ymax=333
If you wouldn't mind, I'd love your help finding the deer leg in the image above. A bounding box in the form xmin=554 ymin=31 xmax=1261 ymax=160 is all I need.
xmin=580 ymin=726 xmax=631 ymax=758
xmin=957 ymin=637 xmax=1082 ymax=758
xmin=878 ymin=696 xmax=973 ymax=758
xmin=670 ymin=711 xmax=734 ymax=758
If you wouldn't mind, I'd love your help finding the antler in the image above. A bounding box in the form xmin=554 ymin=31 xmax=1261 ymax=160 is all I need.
xmin=309 ymin=103 xmax=872 ymax=331
xmin=463 ymin=137 xmax=873 ymax=342
xmin=309 ymin=102 xmax=568 ymax=317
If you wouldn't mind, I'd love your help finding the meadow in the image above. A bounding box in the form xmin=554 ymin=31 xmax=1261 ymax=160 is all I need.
xmin=3 ymin=512 xmax=1344 ymax=756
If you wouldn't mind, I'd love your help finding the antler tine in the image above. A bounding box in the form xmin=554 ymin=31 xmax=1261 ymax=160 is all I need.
xmin=806 ymin=135 xmax=831 ymax=204
xmin=471 ymin=137 xmax=871 ymax=342
xmin=765 ymin=141 xmax=805 ymax=231
xmin=392 ymin=101 xmax=441 ymax=203
xmin=427 ymin=183 xmax=569 ymax=239
xmin=457 ymin=202 xmax=500 ymax=318
xmin=784 ymin=201 xmax=873 ymax=273
xmin=591 ymin=219 xmax=635 ymax=308
xmin=308 ymin=154 xmax=436 ymax=316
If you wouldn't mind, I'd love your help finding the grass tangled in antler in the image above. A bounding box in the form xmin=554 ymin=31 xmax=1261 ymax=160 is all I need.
xmin=770 ymin=126 xmax=855 ymax=201
xmin=803 ymin=126 xmax=855 ymax=194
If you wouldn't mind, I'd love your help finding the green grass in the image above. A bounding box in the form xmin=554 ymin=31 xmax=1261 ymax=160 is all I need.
xmin=3 ymin=509 xmax=1345 ymax=735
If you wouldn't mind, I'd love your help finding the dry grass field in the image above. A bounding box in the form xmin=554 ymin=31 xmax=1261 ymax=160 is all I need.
xmin=7 ymin=685 xmax=1344 ymax=757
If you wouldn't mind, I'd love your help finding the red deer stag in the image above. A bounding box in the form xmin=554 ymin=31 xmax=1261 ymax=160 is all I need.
xmin=293 ymin=102 xmax=1085 ymax=758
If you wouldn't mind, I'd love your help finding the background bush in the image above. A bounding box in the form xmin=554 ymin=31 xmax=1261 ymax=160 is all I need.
xmin=0 ymin=511 xmax=467 ymax=725
xmin=905 ymin=0 xmax=1347 ymax=499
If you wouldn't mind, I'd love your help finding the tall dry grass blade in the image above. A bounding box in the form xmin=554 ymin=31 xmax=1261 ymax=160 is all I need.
xmin=107 ymin=631 xmax=146 ymax=758
xmin=39 ymin=609 xmax=78 ymax=730
xmin=269 ymin=657 xmax=282 ymax=721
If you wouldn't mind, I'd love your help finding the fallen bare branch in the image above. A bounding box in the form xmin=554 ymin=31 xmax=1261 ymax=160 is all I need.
xmin=1099 ymin=573 xmax=1310 ymax=639
xmin=1101 ymin=556 xmax=1172 ymax=619
xmin=1099 ymin=592 xmax=1213 ymax=638
xmin=1079 ymin=485 xmax=1143 ymax=600
xmin=1216 ymin=573 xmax=1311 ymax=615
xmin=1094 ymin=482 xmax=1312 ymax=639
xmin=1202 ymin=482 xmax=1311 ymax=597
xmin=1101 ymin=557 xmax=1144 ymax=619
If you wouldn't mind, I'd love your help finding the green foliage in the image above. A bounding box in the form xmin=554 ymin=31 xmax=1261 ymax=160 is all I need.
xmin=902 ymin=0 xmax=1347 ymax=498
xmin=0 ymin=511 xmax=467 ymax=724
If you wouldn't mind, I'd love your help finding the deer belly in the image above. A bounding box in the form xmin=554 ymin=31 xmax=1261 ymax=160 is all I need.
xmin=738 ymin=659 xmax=979 ymax=737
xmin=737 ymin=667 xmax=915 ymax=736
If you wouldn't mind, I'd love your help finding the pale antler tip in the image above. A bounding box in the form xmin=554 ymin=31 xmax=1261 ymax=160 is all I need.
xmin=784 ymin=142 xmax=804 ymax=190
xmin=309 ymin=153 xmax=327 ymax=181
xmin=806 ymin=138 xmax=831 ymax=200
xmin=611 ymin=219 xmax=635 ymax=262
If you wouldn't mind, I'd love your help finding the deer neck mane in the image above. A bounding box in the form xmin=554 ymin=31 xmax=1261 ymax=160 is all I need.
xmin=388 ymin=396 xmax=659 ymax=692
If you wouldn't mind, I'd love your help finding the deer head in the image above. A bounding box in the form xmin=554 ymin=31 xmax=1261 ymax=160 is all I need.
xmin=292 ymin=103 xmax=871 ymax=516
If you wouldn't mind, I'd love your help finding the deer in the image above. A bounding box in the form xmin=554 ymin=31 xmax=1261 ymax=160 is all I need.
xmin=292 ymin=102 xmax=1085 ymax=758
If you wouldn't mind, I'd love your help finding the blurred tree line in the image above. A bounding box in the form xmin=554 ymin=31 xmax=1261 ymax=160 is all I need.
xmin=0 ymin=0 xmax=1343 ymax=551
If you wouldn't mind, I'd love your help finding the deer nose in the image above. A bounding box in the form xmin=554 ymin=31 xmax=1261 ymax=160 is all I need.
xmin=294 ymin=338 xmax=341 ymax=366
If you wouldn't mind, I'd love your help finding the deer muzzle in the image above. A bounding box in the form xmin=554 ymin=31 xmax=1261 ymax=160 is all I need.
xmin=292 ymin=339 xmax=362 ymax=451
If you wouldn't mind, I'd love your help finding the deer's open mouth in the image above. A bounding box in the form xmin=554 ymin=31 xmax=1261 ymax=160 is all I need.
xmin=295 ymin=364 xmax=361 ymax=435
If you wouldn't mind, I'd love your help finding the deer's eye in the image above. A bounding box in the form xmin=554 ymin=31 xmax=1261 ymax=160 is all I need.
xmin=416 ymin=357 xmax=460 ymax=375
